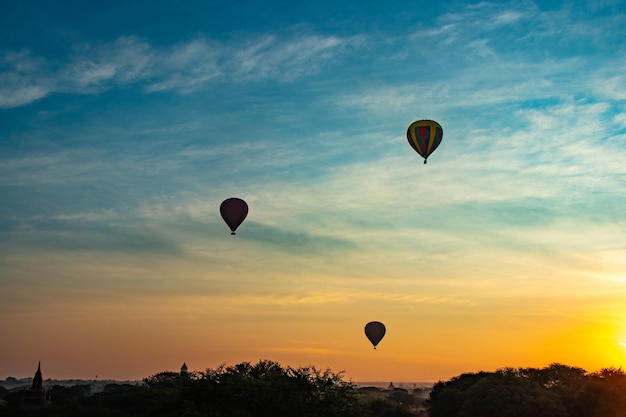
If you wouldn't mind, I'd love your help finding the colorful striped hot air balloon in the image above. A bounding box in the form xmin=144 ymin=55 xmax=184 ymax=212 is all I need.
xmin=406 ymin=120 xmax=443 ymax=164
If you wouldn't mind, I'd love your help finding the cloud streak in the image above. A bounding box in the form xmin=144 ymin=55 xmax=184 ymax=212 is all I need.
xmin=0 ymin=32 xmax=364 ymax=108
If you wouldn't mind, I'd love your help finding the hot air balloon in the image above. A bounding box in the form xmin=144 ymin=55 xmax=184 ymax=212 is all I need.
xmin=220 ymin=198 xmax=248 ymax=235
xmin=406 ymin=120 xmax=443 ymax=164
xmin=364 ymin=321 xmax=386 ymax=349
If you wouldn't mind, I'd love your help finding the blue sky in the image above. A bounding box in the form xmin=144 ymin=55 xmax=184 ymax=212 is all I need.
xmin=2 ymin=0 xmax=626 ymax=381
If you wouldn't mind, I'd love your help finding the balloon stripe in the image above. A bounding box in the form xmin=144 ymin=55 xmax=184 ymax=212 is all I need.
xmin=420 ymin=126 xmax=430 ymax=157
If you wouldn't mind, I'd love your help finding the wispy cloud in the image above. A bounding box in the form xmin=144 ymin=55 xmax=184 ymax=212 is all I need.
xmin=0 ymin=50 xmax=53 ymax=107
xmin=52 ymin=210 xmax=119 ymax=222
xmin=266 ymin=347 xmax=340 ymax=356
xmin=0 ymin=32 xmax=364 ymax=108
xmin=0 ymin=151 xmax=112 ymax=186
xmin=193 ymin=289 xmax=475 ymax=308
xmin=412 ymin=1 xmax=626 ymax=57
xmin=230 ymin=33 xmax=361 ymax=82
xmin=243 ymin=222 xmax=358 ymax=254
xmin=64 ymin=37 xmax=153 ymax=90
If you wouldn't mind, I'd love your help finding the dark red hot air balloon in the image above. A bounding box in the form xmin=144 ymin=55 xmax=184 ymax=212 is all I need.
xmin=365 ymin=321 xmax=386 ymax=349
xmin=220 ymin=198 xmax=248 ymax=235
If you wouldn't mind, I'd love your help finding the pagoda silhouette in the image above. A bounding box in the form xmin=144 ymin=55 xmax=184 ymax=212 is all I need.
xmin=21 ymin=362 xmax=49 ymax=406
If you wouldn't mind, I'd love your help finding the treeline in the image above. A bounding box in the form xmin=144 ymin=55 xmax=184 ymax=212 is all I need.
xmin=2 ymin=361 xmax=625 ymax=416
xmin=427 ymin=363 xmax=626 ymax=417
xmin=0 ymin=360 xmax=422 ymax=417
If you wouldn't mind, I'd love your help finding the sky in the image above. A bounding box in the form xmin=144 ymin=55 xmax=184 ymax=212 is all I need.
xmin=1 ymin=0 xmax=626 ymax=383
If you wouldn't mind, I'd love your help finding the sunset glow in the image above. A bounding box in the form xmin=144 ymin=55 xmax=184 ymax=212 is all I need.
xmin=2 ymin=0 xmax=626 ymax=383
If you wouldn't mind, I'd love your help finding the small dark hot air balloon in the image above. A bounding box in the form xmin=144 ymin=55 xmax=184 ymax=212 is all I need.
xmin=407 ymin=120 xmax=443 ymax=164
xmin=220 ymin=198 xmax=248 ymax=235
xmin=364 ymin=321 xmax=386 ymax=349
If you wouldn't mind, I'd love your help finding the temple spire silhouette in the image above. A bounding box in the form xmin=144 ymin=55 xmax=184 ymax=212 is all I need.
xmin=21 ymin=361 xmax=47 ymax=406
xmin=31 ymin=361 xmax=43 ymax=394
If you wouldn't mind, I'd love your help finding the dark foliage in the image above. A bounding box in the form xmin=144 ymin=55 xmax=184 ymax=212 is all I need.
xmin=5 ymin=361 xmax=624 ymax=417
xmin=368 ymin=398 xmax=416 ymax=417
xmin=0 ymin=360 xmax=369 ymax=417
xmin=427 ymin=363 xmax=626 ymax=417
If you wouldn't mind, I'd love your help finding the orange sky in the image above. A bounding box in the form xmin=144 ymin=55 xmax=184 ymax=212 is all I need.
xmin=3 ymin=252 xmax=626 ymax=381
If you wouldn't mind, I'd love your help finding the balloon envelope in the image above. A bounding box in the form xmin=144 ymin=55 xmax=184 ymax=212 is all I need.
xmin=406 ymin=120 xmax=443 ymax=164
xmin=364 ymin=321 xmax=386 ymax=349
xmin=220 ymin=198 xmax=248 ymax=235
